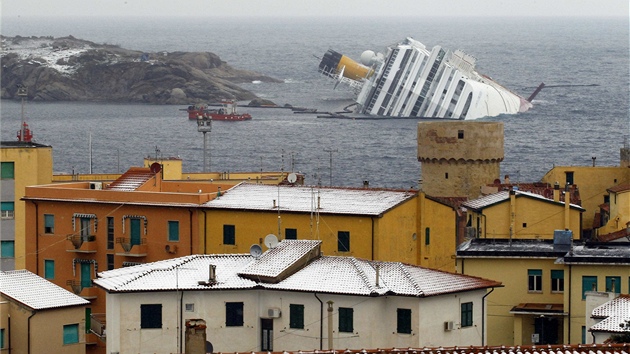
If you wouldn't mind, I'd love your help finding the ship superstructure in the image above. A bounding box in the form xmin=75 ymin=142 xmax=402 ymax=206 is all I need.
xmin=319 ymin=37 xmax=538 ymax=120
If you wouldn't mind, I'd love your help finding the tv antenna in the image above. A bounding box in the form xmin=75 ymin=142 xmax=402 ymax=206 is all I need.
xmin=323 ymin=148 xmax=338 ymax=186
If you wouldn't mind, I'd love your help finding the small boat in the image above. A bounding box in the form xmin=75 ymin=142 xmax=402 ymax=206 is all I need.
xmin=186 ymin=100 xmax=252 ymax=121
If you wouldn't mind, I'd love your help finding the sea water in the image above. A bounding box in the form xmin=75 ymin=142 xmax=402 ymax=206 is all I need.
xmin=1 ymin=16 xmax=628 ymax=188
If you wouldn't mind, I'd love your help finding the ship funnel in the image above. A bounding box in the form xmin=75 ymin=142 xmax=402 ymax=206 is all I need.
xmin=318 ymin=49 xmax=374 ymax=82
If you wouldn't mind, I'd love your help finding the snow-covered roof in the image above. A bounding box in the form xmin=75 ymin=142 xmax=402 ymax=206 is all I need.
xmin=0 ymin=270 xmax=89 ymax=310
xmin=204 ymin=183 xmax=416 ymax=216
xmin=266 ymin=344 xmax=630 ymax=354
xmin=94 ymin=240 xmax=500 ymax=297
xmin=591 ymin=294 xmax=630 ymax=333
xmin=463 ymin=190 xmax=584 ymax=211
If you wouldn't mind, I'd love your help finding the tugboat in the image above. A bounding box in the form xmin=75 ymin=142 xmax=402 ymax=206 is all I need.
xmin=186 ymin=100 xmax=252 ymax=121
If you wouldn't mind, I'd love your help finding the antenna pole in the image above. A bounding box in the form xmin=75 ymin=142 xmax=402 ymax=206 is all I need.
xmin=196 ymin=115 xmax=212 ymax=172
xmin=89 ymin=131 xmax=93 ymax=174
xmin=323 ymin=148 xmax=338 ymax=186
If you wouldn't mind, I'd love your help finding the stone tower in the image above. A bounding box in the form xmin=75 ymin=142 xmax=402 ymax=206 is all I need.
xmin=417 ymin=121 xmax=504 ymax=199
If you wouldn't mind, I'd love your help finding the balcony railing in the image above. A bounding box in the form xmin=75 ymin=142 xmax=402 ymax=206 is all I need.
xmin=90 ymin=313 xmax=106 ymax=340
xmin=66 ymin=279 xmax=98 ymax=299
xmin=115 ymin=237 xmax=147 ymax=257
xmin=66 ymin=234 xmax=97 ymax=253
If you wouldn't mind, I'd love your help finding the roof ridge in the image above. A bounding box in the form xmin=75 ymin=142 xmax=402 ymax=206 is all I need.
xmin=396 ymin=262 xmax=424 ymax=296
xmin=349 ymin=257 xmax=378 ymax=294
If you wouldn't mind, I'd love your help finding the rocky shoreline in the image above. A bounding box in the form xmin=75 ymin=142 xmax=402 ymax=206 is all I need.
xmin=0 ymin=35 xmax=281 ymax=104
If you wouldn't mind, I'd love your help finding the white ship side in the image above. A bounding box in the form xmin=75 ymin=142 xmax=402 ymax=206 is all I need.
xmin=318 ymin=37 xmax=536 ymax=120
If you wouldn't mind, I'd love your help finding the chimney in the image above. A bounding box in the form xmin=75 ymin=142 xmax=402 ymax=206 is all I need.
xmin=273 ymin=199 xmax=276 ymax=208
xmin=317 ymin=196 xmax=321 ymax=209
xmin=363 ymin=180 xmax=369 ymax=188
xmin=375 ymin=264 xmax=380 ymax=287
xmin=592 ymin=156 xmax=596 ymax=167
xmin=504 ymin=175 xmax=510 ymax=184
xmin=209 ymin=264 xmax=216 ymax=283
xmin=553 ymin=182 xmax=560 ymax=202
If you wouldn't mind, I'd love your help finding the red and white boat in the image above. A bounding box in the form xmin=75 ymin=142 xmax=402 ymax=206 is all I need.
xmin=186 ymin=100 xmax=252 ymax=121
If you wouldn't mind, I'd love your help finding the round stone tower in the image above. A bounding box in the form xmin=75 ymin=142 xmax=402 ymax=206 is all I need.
xmin=417 ymin=121 xmax=504 ymax=199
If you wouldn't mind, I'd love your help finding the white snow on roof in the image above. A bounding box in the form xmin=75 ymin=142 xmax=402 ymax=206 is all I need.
xmin=0 ymin=270 xmax=89 ymax=310
xmin=205 ymin=183 xmax=415 ymax=216
xmin=463 ymin=190 xmax=583 ymax=210
xmin=591 ymin=294 xmax=630 ymax=333
xmin=238 ymin=239 xmax=321 ymax=279
xmin=2 ymin=37 xmax=92 ymax=75
xmin=95 ymin=240 xmax=499 ymax=297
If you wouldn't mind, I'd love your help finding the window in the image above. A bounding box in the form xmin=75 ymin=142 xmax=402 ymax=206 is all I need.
xmin=140 ymin=304 xmax=162 ymax=329
xmin=80 ymin=262 xmax=92 ymax=288
xmin=107 ymin=217 xmax=114 ymax=249
xmin=226 ymin=302 xmax=244 ymax=326
xmin=425 ymin=227 xmax=430 ymax=245
xmin=0 ymin=328 xmax=4 ymax=349
xmin=185 ymin=303 xmax=194 ymax=312
xmin=338 ymin=307 xmax=353 ymax=333
xmin=1 ymin=162 xmax=14 ymax=179
xmin=290 ymin=304 xmax=304 ymax=329
xmin=397 ymin=308 xmax=412 ymax=334
xmin=551 ymin=270 xmax=564 ymax=292
xmin=63 ymin=324 xmax=79 ymax=344
xmin=522 ymin=223 xmax=527 ymax=228
xmin=107 ymin=254 xmax=114 ymax=270
xmin=0 ymin=241 xmax=14 ymax=258
xmin=528 ymin=269 xmax=542 ymax=292
xmin=168 ymin=221 xmax=179 ymax=242
xmin=285 ymin=228 xmax=297 ymax=240
xmin=44 ymin=259 xmax=55 ymax=279
xmin=582 ymin=276 xmax=598 ymax=299
xmin=1 ymin=202 xmax=14 ymax=219
xmin=130 ymin=218 xmax=141 ymax=246
xmin=223 ymin=225 xmax=235 ymax=245
xmin=338 ymin=231 xmax=350 ymax=252
xmin=581 ymin=326 xmax=586 ymax=344
xmin=445 ymin=172 xmax=449 ymax=179
xmin=461 ymin=302 xmax=473 ymax=327
xmin=565 ymin=171 xmax=574 ymax=186
xmin=85 ymin=308 xmax=91 ymax=334
xmin=606 ymin=276 xmax=621 ymax=293
xmin=457 ymin=130 xmax=464 ymax=139
xmin=44 ymin=214 xmax=55 ymax=234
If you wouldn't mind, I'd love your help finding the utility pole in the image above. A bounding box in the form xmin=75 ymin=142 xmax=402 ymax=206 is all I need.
xmin=196 ymin=115 xmax=212 ymax=172
xmin=323 ymin=148 xmax=337 ymax=186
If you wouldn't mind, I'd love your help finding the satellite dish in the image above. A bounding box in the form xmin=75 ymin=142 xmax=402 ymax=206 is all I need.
xmin=249 ymin=244 xmax=263 ymax=259
xmin=287 ymin=173 xmax=297 ymax=184
xmin=150 ymin=162 xmax=162 ymax=174
xmin=264 ymin=234 xmax=279 ymax=249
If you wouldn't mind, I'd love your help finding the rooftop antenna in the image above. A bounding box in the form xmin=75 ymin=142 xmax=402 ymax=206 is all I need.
xmin=249 ymin=244 xmax=263 ymax=259
xmin=323 ymin=148 xmax=338 ymax=186
xmin=88 ymin=131 xmax=93 ymax=174
xmin=196 ymin=114 xmax=212 ymax=172
xmin=16 ymin=84 xmax=33 ymax=142
xmin=264 ymin=234 xmax=278 ymax=249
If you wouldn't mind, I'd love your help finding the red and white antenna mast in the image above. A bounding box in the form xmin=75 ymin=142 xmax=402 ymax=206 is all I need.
xmin=16 ymin=85 xmax=33 ymax=142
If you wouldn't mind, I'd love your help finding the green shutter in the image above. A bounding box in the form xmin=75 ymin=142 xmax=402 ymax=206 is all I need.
xmin=290 ymin=304 xmax=304 ymax=329
xmin=0 ymin=241 xmax=14 ymax=258
xmin=81 ymin=263 xmax=92 ymax=288
xmin=85 ymin=308 xmax=92 ymax=334
xmin=63 ymin=324 xmax=79 ymax=344
xmin=168 ymin=221 xmax=179 ymax=242
xmin=582 ymin=276 xmax=598 ymax=299
xmin=551 ymin=270 xmax=564 ymax=279
xmin=1 ymin=162 xmax=14 ymax=179
xmin=44 ymin=259 xmax=55 ymax=279
xmin=130 ymin=219 xmax=141 ymax=245
xmin=606 ymin=276 xmax=621 ymax=293
xmin=1 ymin=202 xmax=14 ymax=211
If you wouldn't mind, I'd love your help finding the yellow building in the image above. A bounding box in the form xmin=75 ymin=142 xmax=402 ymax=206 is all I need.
xmin=1 ymin=141 xmax=53 ymax=270
xmin=202 ymin=183 xmax=459 ymax=270
xmin=1 ymin=269 xmax=89 ymax=353
xmin=596 ymin=184 xmax=630 ymax=239
xmin=540 ymin=165 xmax=630 ymax=233
xmin=462 ymin=189 xmax=584 ymax=241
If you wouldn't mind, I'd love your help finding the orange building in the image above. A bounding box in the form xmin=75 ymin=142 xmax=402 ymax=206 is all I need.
xmin=22 ymin=165 xmax=231 ymax=353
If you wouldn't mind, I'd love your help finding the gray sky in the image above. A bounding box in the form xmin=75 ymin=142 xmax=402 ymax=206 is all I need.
xmin=2 ymin=0 xmax=628 ymax=18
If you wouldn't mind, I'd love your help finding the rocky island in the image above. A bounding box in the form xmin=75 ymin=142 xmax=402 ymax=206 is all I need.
xmin=0 ymin=35 xmax=281 ymax=104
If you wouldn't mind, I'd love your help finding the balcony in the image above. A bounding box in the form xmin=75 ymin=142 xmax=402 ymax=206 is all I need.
xmin=66 ymin=279 xmax=98 ymax=300
xmin=66 ymin=234 xmax=97 ymax=253
xmin=115 ymin=237 xmax=147 ymax=257
xmin=90 ymin=313 xmax=106 ymax=341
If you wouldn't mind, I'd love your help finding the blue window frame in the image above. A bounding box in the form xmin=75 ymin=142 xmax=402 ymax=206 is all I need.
xmin=44 ymin=259 xmax=55 ymax=279
xmin=63 ymin=324 xmax=79 ymax=344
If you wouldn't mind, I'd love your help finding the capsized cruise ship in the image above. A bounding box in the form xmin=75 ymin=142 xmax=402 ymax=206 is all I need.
xmin=318 ymin=37 xmax=542 ymax=120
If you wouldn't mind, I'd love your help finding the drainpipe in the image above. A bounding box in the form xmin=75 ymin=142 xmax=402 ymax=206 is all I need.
xmin=189 ymin=209 xmax=193 ymax=254
xmin=564 ymin=189 xmax=570 ymax=230
xmin=327 ymin=301 xmax=334 ymax=350
xmin=8 ymin=314 xmax=11 ymax=354
xmin=202 ymin=210 xmax=208 ymax=254
xmin=34 ymin=201 xmax=39 ymax=274
xmin=179 ymin=291 xmax=184 ymax=353
xmin=27 ymin=310 xmax=36 ymax=354
xmin=371 ymin=217 xmax=375 ymax=260
xmin=509 ymin=190 xmax=516 ymax=246
xmin=481 ymin=287 xmax=494 ymax=346
xmin=568 ymin=264 xmax=572 ymax=343
xmin=314 ymin=293 xmax=323 ymax=350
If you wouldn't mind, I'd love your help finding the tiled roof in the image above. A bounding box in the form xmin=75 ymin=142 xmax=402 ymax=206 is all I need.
xmin=0 ymin=270 xmax=89 ymax=310
xmin=106 ymin=167 xmax=155 ymax=191
xmin=463 ymin=190 xmax=584 ymax=211
xmin=591 ymin=294 xmax=630 ymax=333
xmin=598 ymin=228 xmax=630 ymax=242
xmin=95 ymin=240 xmax=500 ymax=297
xmin=608 ymin=184 xmax=630 ymax=194
xmin=238 ymin=239 xmax=321 ymax=281
xmin=247 ymin=344 xmax=630 ymax=354
xmin=204 ymin=183 xmax=416 ymax=216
